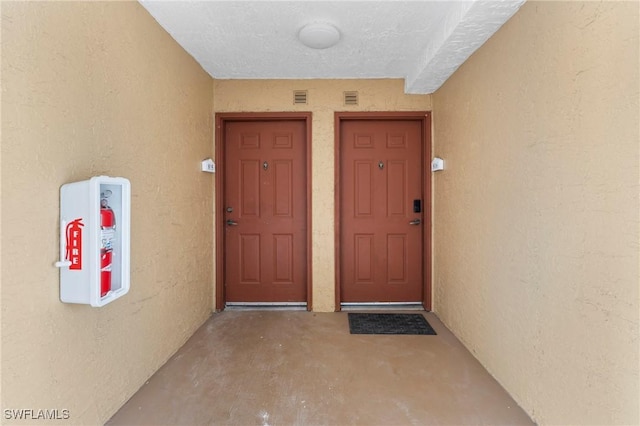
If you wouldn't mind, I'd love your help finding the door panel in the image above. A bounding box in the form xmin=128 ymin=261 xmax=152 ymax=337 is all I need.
xmin=240 ymin=234 xmax=260 ymax=283
xmin=274 ymin=160 xmax=293 ymax=216
xmin=341 ymin=120 xmax=423 ymax=302
xmin=225 ymin=120 xmax=306 ymax=302
xmin=355 ymin=161 xmax=373 ymax=216
xmin=240 ymin=161 xmax=260 ymax=216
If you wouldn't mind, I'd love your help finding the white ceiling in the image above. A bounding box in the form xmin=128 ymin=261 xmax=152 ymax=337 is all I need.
xmin=139 ymin=0 xmax=525 ymax=94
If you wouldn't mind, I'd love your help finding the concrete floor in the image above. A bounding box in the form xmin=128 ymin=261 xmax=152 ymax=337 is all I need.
xmin=108 ymin=311 xmax=534 ymax=426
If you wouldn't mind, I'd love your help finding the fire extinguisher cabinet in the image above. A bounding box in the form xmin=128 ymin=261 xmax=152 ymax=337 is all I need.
xmin=55 ymin=176 xmax=131 ymax=307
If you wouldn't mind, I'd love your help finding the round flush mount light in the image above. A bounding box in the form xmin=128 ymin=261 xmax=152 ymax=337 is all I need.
xmin=298 ymin=23 xmax=341 ymax=49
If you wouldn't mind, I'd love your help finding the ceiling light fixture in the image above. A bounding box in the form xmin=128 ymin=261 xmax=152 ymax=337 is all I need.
xmin=298 ymin=23 xmax=341 ymax=49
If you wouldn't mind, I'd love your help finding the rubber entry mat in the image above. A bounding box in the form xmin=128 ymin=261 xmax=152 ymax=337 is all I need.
xmin=348 ymin=313 xmax=437 ymax=335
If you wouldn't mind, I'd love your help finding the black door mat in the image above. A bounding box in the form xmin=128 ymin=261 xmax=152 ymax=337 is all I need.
xmin=348 ymin=313 xmax=437 ymax=335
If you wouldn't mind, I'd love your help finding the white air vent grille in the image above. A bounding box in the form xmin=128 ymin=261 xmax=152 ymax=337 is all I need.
xmin=293 ymin=90 xmax=308 ymax=105
xmin=344 ymin=91 xmax=359 ymax=105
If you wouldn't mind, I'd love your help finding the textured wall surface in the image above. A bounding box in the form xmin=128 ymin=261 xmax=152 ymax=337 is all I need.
xmin=1 ymin=2 xmax=213 ymax=423
xmin=432 ymin=1 xmax=639 ymax=424
xmin=214 ymin=79 xmax=431 ymax=312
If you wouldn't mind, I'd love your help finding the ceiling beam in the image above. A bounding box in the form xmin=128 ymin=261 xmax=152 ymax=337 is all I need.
xmin=404 ymin=0 xmax=526 ymax=94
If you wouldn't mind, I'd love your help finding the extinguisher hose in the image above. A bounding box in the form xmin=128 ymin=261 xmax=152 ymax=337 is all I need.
xmin=65 ymin=221 xmax=73 ymax=261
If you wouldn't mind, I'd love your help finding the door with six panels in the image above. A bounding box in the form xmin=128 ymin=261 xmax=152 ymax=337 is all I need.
xmin=340 ymin=119 xmax=424 ymax=302
xmin=224 ymin=120 xmax=307 ymax=303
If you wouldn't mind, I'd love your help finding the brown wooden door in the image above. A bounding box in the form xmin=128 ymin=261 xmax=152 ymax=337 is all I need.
xmin=340 ymin=119 xmax=423 ymax=302
xmin=224 ymin=120 xmax=307 ymax=302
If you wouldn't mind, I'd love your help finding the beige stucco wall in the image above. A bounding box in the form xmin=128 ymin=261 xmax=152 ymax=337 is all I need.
xmin=1 ymin=2 xmax=214 ymax=423
xmin=432 ymin=1 xmax=639 ymax=425
xmin=213 ymin=79 xmax=431 ymax=312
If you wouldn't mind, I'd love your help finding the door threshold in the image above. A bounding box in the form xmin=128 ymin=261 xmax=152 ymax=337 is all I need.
xmin=225 ymin=302 xmax=307 ymax=311
xmin=341 ymin=302 xmax=425 ymax=312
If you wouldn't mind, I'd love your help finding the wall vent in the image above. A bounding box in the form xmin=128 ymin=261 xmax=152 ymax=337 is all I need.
xmin=344 ymin=91 xmax=359 ymax=106
xmin=293 ymin=90 xmax=308 ymax=105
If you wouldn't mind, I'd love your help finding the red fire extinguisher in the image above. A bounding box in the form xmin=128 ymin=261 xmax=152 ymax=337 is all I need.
xmin=100 ymin=193 xmax=116 ymax=297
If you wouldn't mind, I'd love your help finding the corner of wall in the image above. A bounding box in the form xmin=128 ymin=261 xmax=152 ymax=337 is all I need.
xmin=432 ymin=2 xmax=639 ymax=424
xmin=1 ymin=2 xmax=215 ymax=422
